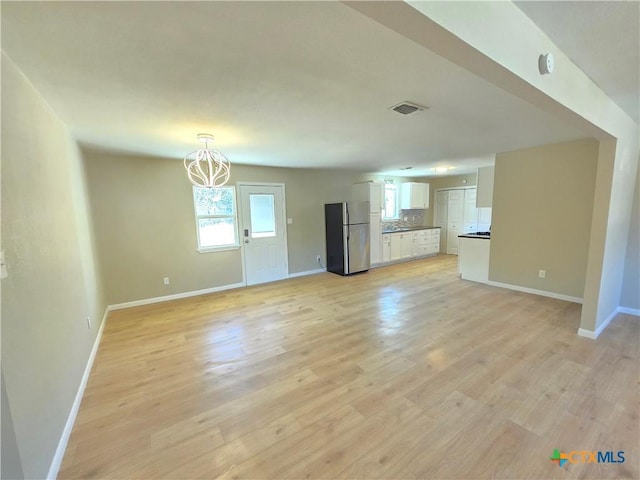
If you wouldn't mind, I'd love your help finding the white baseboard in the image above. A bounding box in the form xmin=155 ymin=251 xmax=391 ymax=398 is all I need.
xmin=578 ymin=307 xmax=618 ymax=340
xmin=577 ymin=306 xmax=638 ymax=340
xmin=486 ymin=280 xmax=583 ymax=304
xmin=47 ymin=307 xmax=109 ymax=479
xmin=618 ymin=306 xmax=640 ymax=316
xmin=577 ymin=328 xmax=597 ymax=340
xmin=288 ymin=268 xmax=325 ymax=278
xmin=108 ymin=282 xmax=246 ymax=310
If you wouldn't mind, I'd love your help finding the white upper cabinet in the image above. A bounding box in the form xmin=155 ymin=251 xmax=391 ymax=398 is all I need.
xmin=463 ymin=188 xmax=479 ymax=232
xmin=476 ymin=166 xmax=495 ymax=207
xmin=400 ymin=182 xmax=430 ymax=209
xmin=352 ymin=181 xmax=384 ymax=213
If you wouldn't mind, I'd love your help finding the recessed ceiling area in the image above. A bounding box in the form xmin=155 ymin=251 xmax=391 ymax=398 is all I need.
xmin=2 ymin=1 xmax=612 ymax=177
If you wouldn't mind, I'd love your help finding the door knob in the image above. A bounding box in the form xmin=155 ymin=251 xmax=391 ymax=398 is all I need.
xmin=244 ymin=239 xmax=249 ymax=243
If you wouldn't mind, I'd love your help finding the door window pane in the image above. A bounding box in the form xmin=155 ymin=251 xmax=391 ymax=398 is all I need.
xmin=250 ymin=194 xmax=276 ymax=238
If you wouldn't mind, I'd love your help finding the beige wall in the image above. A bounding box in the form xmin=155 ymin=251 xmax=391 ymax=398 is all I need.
xmin=416 ymin=173 xmax=478 ymax=226
xmin=489 ymin=138 xmax=599 ymax=298
xmin=621 ymin=168 xmax=639 ymax=310
xmin=1 ymin=55 xmax=106 ymax=478
xmin=1 ymin=372 xmax=24 ymax=479
xmin=83 ymin=149 xmax=405 ymax=305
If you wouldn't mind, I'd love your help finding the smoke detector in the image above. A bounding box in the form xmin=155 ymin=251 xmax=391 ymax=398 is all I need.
xmin=538 ymin=53 xmax=554 ymax=75
xmin=389 ymin=101 xmax=429 ymax=115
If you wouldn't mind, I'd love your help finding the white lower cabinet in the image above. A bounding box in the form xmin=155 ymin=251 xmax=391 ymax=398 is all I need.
xmin=382 ymin=234 xmax=391 ymax=263
xmin=401 ymin=234 xmax=413 ymax=259
xmin=458 ymin=237 xmax=490 ymax=283
xmin=417 ymin=228 xmax=440 ymax=257
xmin=390 ymin=232 xmax=413 ymax=261
xmin=385 ymin=228 xmax=440 ymax=264
xmin=390 ymin=233 xmax=405 ymax=261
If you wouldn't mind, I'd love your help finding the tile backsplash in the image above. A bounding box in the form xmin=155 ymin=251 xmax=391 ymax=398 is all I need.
xmin=382 ymin=209 xmax=426 ymax=230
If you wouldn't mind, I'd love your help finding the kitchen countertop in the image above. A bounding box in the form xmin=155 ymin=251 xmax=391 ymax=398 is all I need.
xmin=458 ymin=233 xmax=491 ymax=239
xmin=382 ymin=226 xmax=441 ymax=234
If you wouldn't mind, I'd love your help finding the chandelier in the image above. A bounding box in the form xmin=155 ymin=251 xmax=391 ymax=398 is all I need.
xmin=183 ymin=133 xmax=231 ymax=188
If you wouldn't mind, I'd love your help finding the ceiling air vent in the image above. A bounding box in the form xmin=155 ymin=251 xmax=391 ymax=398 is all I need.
xmin=389 ymin=101 xmax=428 ymax=115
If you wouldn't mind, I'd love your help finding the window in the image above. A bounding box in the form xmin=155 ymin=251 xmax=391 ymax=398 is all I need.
xmin=192 ymin=186 xmax=239 ymax=251
xmin=249 ymin=194 xmax=276 ymax=238
xmin=382 ymin=183 xmax=398 ymax=219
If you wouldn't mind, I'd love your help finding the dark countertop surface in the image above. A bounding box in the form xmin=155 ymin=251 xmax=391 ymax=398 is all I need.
xmin=382 ymin=226 xmax=441 ymax=234
xmin=458 ymin=232 xmax=491 ymax=239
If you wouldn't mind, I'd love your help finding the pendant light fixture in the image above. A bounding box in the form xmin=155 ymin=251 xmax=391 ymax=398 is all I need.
xmin=183 ymin=133 xmax=231 ymax=188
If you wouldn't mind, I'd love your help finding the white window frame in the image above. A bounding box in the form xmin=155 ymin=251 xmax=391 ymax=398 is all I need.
xmin=192 ymin=186 xmax=240 ymax=253
xmin=382 ymin=183 xmax=399 ymax=220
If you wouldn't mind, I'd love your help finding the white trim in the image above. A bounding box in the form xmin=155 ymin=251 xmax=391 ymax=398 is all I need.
xmin=578 ymin=307 xmax=619 ymax=340
xmin=618 ymin=306 xmax=640 ymax=316
xmin=108 ymin=282 xmax=245 ymax=311
xmin=485 ymin=280 xmax=583 ymax=304
xmin=47 ymin=307 xmax=109 ymax=480
xmin=288 ymin=268 xmax=325 ymax=278
xmin=577 ymin=306 xmax=639 ymax=340
xmin=594 ymin=309 xmax=615 ymax=338
xmin=577 ymin=328 xmax=597 ymax=340
xmin=197 ymin=245 xmax=240 ymax=254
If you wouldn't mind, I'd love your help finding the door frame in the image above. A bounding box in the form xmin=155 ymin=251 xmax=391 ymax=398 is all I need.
xmin=237 ymin=182 xmax=289 ymax=285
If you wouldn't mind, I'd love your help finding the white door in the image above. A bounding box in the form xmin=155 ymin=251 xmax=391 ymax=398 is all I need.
xmin=434 ymin=190 xmax=449 ymax=253
xmin=447 ymin=190 xmax=464 ymax=255
xmin=239 ymin=184 xmax=288 ymax=286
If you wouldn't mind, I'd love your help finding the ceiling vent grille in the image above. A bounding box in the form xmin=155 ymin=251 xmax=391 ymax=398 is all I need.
xmin=389 ymin=101 xmax=428 ymax=115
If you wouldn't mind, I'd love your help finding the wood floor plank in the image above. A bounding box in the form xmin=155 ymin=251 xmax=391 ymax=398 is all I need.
xmin=58 ymin=255 xmax=639 ymax=479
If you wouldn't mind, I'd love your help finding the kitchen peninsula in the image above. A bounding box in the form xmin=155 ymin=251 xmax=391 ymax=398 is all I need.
xmin=458 ymin=232 xmax=490 ymax=283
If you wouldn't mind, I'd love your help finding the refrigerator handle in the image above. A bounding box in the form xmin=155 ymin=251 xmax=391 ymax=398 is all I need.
xmin=345 ymin=203 xmax=349 ymax=225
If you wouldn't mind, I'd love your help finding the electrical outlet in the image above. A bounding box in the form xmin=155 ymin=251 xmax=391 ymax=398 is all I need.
xmin=86 ymin=317 xmax=91 ymax=329
xmin=163 ymin=277 xmax=170 ymax=285
xmin=539 ymin=270 xmax=546 ymax=279
xmin=316 ymin=255 xmax=321 ymax=262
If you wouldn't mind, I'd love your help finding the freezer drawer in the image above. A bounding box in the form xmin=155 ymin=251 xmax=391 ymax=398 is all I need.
xmin=345 ymin=223 xmax=370 ymax=274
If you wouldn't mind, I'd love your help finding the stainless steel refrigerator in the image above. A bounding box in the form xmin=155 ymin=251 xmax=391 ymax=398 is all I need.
xmin=324 ymin=201 xmax=370 ymax=276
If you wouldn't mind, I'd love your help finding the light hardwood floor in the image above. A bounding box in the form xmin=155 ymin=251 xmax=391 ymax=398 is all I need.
xmin=59 ymin=255 xmax=639 ymax=479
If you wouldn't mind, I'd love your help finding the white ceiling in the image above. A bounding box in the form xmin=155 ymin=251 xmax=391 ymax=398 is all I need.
xmin=2 ymin=2 xmax=635 ymax=177
xmin=515 ymin=0 xmax=639 ymax=125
